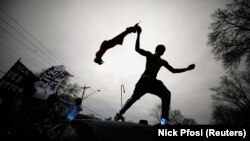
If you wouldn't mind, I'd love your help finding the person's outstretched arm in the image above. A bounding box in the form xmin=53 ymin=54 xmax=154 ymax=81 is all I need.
xmin=135 ymin=26 xmax=151 ymax=56
xmin=163 ymin=61 xmax=195 ymax=73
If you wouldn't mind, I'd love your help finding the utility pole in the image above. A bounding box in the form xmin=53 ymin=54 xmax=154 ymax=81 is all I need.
xmin=81 ymin=86 xmax=90 ymax=99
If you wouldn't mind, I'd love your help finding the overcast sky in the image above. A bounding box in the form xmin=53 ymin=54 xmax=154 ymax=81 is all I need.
xmin=0 ymin=0 xmax=228 ymax=124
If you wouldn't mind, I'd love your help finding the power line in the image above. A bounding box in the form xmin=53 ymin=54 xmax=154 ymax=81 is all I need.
xmin=0 ymin=18 xmax=88 ymax=88
xmin=0 ymin=14 xmax=61 ymax=67
xmin=0 ymin=9 xmax=112 ymax=117
xmin=0 ymin=31 xmax=49 ymax=69
xmin=0 ymin=70 xmax=6 ymax=74
xmin=0 ymin=41 xmax=44 ymax=70
xmin=0 ymin=16 xmax=61 ymax=65
xmin=0 ymin=8 xmax=107 ymax=117
xmin=0 ymin=28 xmax=53 ymax=69
xmin=1 ymin=40 xmax=114 ymax=121
xmin=0 ymin=25 xmax=58 ymax=68
xmin=0 ymin=9 xmax=89 ymax=86
xmin=0 ymin=26 xmax=36 ymax=53
xmin=0 ymin=8 xmax=61 ymax=65
xmin=82 ymin=105 xmax=105 ymax=118
xmin=0 ymin=8 xmax=98 ymax=92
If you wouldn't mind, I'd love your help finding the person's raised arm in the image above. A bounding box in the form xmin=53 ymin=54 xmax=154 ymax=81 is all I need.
xmin=163 ymin=61 xmax=195 ymax=73
xmin=135 ymin=26 xmax=151 ymax=56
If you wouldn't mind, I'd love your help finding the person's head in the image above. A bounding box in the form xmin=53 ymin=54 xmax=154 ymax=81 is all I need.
xmin=155 ymin=44 xmax=165 ymax=56
xmin=75 ymin=98 xmax=82 ymax=106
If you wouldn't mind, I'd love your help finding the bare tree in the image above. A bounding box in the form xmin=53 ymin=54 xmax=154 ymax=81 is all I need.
xmin=211 ymin=68 xmax=250 ymax=125
xmin=208 ymin=0 xmax=250 ymax=125
xmin=149 ymin=104 xmax=193 ymax=124
xmin=56 ymin=77 xmax=82 ymax=98
xmin=208 ymin=0 xmax=250 ymax=70
xmin=149 ymin=104 xmax=161 ymax=123
xmin=169 ymin=109 xmax=185 ymax=124
xmin=181 ymin=118 xmax=197 ymax=125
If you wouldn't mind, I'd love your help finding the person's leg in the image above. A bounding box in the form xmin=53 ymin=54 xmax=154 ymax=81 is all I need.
xmin=114 ymin=92 xmax=144 ymax=121
xmin=114 ymin=79 xmax=146 ymax=121
xmin=160 ymin=91 xmax=171 ymax=121
xmin=150 ymin=80 xmax=171 ymax=122
xmin=119 ymin=97 xmax=137 ymax=115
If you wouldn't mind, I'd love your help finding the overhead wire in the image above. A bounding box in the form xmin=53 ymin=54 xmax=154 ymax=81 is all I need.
xmin=82 ymin=105 xmax=105 ymax=118
xmin=0 ymin=29 xmax=50 ymax=70
xmin=0 ymin=7 xmax=105 ymax=117
xmin=0 ymin=41 xmax=44 ymax=70
xmin=0 ymin=16 xmax=61 ymax=65
xmin=0 ymin=8 xmax=62 ymax=65
xmin=1 ymin=25 xmax=58 ymax=66
xmin=0 ymin=8 xmax=96 ymax=92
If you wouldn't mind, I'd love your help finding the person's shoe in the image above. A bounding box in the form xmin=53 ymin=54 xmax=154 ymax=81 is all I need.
xmin=114 ymin=113 xmax=124 ymax=121
xmin=160 ymin=118 xmax=168 ymax=126
xmin=94 ymin=57 xmax=104 ymax=65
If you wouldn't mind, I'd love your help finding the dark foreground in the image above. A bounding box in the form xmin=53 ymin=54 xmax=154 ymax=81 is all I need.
xmin=1 ymin=118 xmax=154 ymax=141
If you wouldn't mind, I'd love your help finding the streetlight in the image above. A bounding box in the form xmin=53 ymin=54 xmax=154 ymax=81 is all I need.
xmin=121 ymin=84 xmax=125 ymax=108
xmin=83 ymin=89 xmax=101 ymax=100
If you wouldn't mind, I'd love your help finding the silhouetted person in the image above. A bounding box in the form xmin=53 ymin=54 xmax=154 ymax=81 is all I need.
xmin=59 ymin=97 xmax=83 ymax=121
xmin=94 ymin=23 xmax=139 ymax=65
xmin=44 ymin=94 xmax=61 ymax=128
xmin=114 ymin=26 xmax=195 ymax=125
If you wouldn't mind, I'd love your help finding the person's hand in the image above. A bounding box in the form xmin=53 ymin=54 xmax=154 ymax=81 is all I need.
xmin=136 ymin=26 xmax=142 ymax=34
xmin=188 ymin=64 xmax=195 ymax=70
xmin=126 ymin=27 xmax=135 ymax=33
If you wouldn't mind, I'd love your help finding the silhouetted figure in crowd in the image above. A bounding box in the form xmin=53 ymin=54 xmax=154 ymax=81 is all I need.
xmin=94 ymin=23 xmax=139 ymax=65
xmin=44 ymin=94 xmax=61 ymax=128
xmin=114 ymin=26 xmax=195 ymax=125
xmin=59 ymin=97 xmax=83 ymax=121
